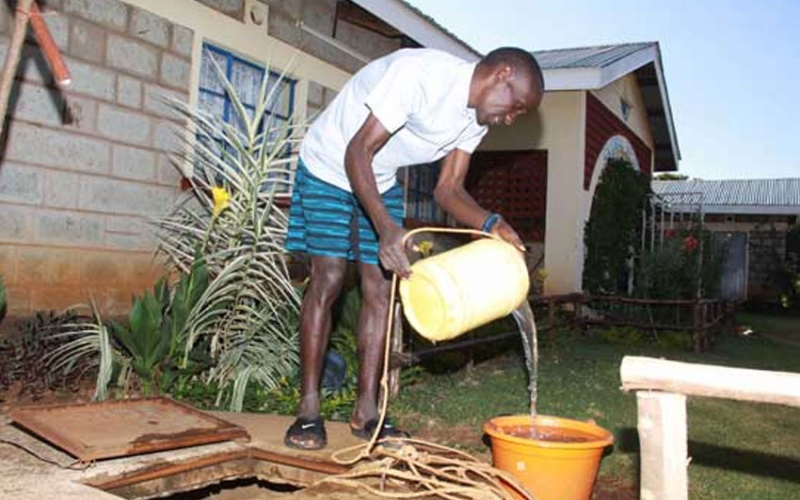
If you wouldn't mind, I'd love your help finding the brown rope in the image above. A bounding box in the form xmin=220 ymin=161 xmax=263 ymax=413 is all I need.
xmin=324 ymin=228 xmax=535 ymax=500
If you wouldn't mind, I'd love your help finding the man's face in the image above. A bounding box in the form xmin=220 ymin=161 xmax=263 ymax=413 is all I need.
xmin=475 ymin=68 xmax=542 ymax=127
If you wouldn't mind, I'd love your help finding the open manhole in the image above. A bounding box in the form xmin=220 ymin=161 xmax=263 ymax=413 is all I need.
xmin=86 ymin=448 xmax=348 ymax=500
xmin=123 ymin=476 xmax=300 ymax=500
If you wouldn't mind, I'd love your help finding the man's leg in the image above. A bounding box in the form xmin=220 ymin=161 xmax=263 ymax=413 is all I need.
xmin=351 ymin=261 xmax=393 ymax=428
xmin=297 ymin=255 xmax=347 ymax=420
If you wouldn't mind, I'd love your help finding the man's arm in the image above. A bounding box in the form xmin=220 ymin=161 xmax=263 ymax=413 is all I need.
xmin=345 ymin=113 xmax=411 ymax=277
xmin=434 ymin=149 xmax=525 ymax=251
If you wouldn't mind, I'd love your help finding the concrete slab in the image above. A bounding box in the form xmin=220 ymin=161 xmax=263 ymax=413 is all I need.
xmin=0 ymin=411 xmax=371 ymax=500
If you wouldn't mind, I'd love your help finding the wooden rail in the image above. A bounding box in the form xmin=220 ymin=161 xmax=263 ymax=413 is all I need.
xmin=620 ymin=356 xmax=800 ymax=500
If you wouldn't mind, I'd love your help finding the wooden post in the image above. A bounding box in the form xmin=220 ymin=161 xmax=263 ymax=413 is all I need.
xmin=388 ymin=301 xmax=404 ymax=398
xmin=692 ymin=300 xmax=702 ymax=353
xmin=0 ymin=0 xmax=35 ymax=135
xmin=636 ymin=391 xmax=689 ymax=500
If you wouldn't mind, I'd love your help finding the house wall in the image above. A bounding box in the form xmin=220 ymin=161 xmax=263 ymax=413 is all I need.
xmin=0 ymin=0 xmax=399 ymax=325
xmin=592 ymin=73 xmax=653 ymax=148
xmin=0 ymin=0 xmax=193 ymax=321
xmin=480 ymin=91 xmax=586 ymax=294
xmin=479 ymin=84 xmax=657 ymax=295
xmin=704 ymin=217 xmax=791 ymax=300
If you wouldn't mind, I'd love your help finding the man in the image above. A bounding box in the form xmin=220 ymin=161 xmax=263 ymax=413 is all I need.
xmin=284 ymin=47 xmax=544 ymax=449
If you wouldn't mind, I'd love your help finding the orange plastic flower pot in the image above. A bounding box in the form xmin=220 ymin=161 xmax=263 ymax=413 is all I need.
xmin=484 ymin=415 xmax=614 ymax=500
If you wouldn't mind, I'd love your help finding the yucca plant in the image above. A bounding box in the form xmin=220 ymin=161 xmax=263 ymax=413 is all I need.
xmin=154 ymin=56 xmax=302 ymax=410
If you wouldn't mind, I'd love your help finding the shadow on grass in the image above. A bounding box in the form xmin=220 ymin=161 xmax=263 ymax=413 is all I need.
xmin=614 ymin=428 xmax=800 ymax=484
xmin=688 ymin=441 xmax=800 ymax=483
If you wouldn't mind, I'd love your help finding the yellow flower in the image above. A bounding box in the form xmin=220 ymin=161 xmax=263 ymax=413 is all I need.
xmin=211 ymin=186 xmax=230 ymax=217
xmin=417 ymin=240 xmax=434 ymax=257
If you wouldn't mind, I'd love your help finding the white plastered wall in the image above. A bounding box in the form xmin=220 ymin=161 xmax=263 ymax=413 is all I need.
xmin=479 ymin=91 xmax=586 ymax=294
xmin=592 ymin=74 xmax=654 ymax=147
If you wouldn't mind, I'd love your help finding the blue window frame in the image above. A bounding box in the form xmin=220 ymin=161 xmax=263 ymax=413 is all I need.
xmin=198 ymin=43 xmax=297 ymax=191
xmin=199 ymin=43 xmax=296 ymax=132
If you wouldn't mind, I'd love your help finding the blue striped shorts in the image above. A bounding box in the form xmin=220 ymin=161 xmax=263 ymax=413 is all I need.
xmin=285 ymin=159 xmax=404 ymax=266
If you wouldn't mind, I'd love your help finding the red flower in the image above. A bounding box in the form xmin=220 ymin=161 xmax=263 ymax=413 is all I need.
xmin=664 ymin=229 xmax=677 ymax=239
xmin=682 ymin=235 xmax=699 ymax=253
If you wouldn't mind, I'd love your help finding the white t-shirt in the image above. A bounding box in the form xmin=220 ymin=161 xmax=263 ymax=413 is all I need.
xmin=299 ymin=48 xmax=488 ymax=193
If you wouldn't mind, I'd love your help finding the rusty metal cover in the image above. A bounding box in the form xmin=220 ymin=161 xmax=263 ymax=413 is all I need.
xmin=9 ymin=398 xmax=250 ymax=461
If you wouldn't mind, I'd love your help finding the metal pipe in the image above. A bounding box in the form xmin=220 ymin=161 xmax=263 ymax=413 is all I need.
xmin=29 ymin=3 xmax=71 ymax=85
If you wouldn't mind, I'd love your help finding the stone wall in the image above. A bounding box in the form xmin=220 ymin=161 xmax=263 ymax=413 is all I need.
xmin=0 ymin=0 xmax=193 ymax=322
xmin=748 ymin=226 xmax=787 ymax=300
xmin=0 ymin=0 xmax=407 ymax=327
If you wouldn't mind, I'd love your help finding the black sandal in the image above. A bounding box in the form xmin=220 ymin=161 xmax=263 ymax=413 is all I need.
xmin=351 ymin=418 xmax=410 ymax=441
xmin=284 ymin=417 xmax=327 ymax=450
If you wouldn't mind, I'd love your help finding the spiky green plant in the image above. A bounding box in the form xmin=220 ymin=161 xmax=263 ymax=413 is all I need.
xmin=154 ymin=57 xmax=302 ymax=410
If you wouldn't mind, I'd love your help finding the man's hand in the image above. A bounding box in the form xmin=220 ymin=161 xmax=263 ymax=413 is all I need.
xmin=378 ymin=223 xmax=412 ymax=278
xmin=491 ymin=217 xmax=526 ymax=253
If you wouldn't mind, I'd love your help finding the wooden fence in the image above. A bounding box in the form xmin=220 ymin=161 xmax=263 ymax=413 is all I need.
xmin=620 ymin=356 xmax=800 ymax=500
xmin=388 ymin=294 xmax=737 ymax=394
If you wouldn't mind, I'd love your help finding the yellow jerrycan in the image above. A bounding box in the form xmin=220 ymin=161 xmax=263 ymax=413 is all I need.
xmin=399 ymin=237 xmax=529 ymax=342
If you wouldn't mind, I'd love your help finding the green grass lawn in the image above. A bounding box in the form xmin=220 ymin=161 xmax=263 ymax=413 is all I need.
xmin=394 ymin=312 xmax=800 ymax=499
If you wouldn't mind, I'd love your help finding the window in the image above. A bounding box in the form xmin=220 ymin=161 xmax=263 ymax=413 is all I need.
xmin=620 ymin=97 xmax=632 ymax=122
xmin=199 ymin=43 xmax=296 ymax=136
xmin=404 ymin=163 xmax=451 ymax=226
xmin=197 ymin=43 xmax=297 ymax=193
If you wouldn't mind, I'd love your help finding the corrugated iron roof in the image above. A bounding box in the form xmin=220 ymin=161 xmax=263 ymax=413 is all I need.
xmin=652 ymin=179 xmax=800 ymax=208
xmin=532 ymin=42 xmax=656 ymax=70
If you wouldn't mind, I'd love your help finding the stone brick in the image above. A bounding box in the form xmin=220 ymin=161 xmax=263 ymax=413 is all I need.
xmin=112 ymin=144 xmax=156 ymax=181
xmin=197 ymin=0 xmax=244 ymax=18
xmin=54 ymin=58 xmax=114 ymax=101
xmin=156 ymin=152 xmax=183 ymax=185
xmin=126 ymin=252 xmax=165 ymax=286
xmin=152 ymin=119 xmax=185 ymax=154
xmin=0 ymin=205 xmax=33 ymax=242
xmin=63 ymin=95 xmax=97 ymax=131
xmin=69 ymin=19 xmax=105 ymax=63
xmin=43 ymin=169 xmax=81 ymax=209
xmin=30 ymin=286 xmax=86 ymax=312
xmin=80 ymin=251 xmax=130 ymax=286
xmin=17 ymin=247 xmax=81 ymax=287
xmin=104 ymin=232 xmax=144 ymax=251
xmin=11 ymin=83 xmax=65 ymax=128
xmin=106 ymin=34 xmax=158 ymax=78
xmin=96 ymin=104 xmax=152 ymax=145
xmin=171 ymin=25 xmax=194 ymax=57
xmin=117 ymin=75 xmax=142 ymax=108
xmin=160 ymin=52 xmax=191 ymax=90
xmin=6 ymin=122 xmax=111 ymax=173
xmin=64 ymin=0 xmax=128 ymax=31
xmin=129 ymin=8 xmax=170 ymax=48
xmin=0 ymin=162 xmax=43 ymax=204
xmin=106 ymin=214 xmax=145 ymax=234
xmin=78 ymin=175 xmax=176 ymax=216
xmin=37 ymin=209 xmax=103 ymax=245
xmin=143 ymin=83 xmax=186 ymax=119
xmin=4 ymin=286 xmax=32 ymax=316
xmin=0 ymin=244 xmax=18 ymax=285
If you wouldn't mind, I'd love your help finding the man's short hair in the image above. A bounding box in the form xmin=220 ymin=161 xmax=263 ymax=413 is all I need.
xmin=480 ymin=47 xmax=545 ymax=92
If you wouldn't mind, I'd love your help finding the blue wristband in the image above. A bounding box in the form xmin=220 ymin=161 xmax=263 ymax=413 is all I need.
xmin=481 ymin=213 xmax=502 ymax=233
